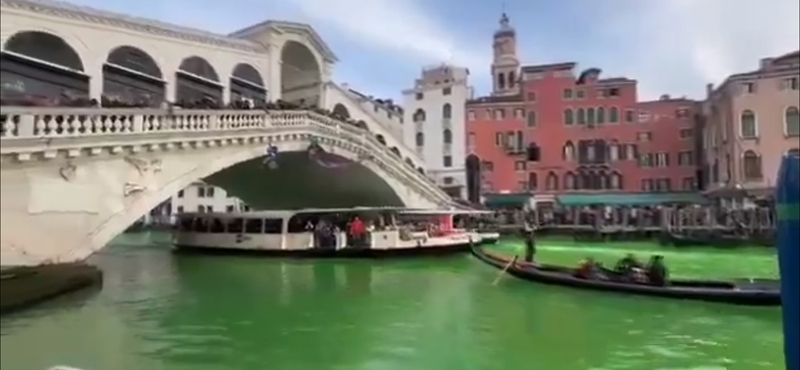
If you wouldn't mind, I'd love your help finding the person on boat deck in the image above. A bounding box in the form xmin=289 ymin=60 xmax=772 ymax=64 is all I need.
xmin=523 ymin=229 xmax=537 ymax=263
xmin=615 ymin=254 xmax=642 ymax=274
xmin=646 ymin=255 xmax=669 ymax=286
xmin=348 ymin=217 xmax=366 ymax=247
xmin=576 ymin=257 xmax=599 ymax=279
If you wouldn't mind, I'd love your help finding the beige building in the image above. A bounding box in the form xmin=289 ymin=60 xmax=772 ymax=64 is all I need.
xmin=700 ymin=50 xmax=799 ymax=204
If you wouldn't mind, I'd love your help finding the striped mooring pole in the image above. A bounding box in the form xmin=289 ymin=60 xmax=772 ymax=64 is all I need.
xmin=777 ymin=153 xmax=799 ymax=370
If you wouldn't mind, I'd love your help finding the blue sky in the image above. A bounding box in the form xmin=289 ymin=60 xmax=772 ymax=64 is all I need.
xmin=71 ymin=0 xmax=798 ymax=101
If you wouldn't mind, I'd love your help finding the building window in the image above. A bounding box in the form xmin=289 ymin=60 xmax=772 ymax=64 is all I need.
xmin=625 ymin=110 xmax=634 ymax=123
xmin=546 ymin=172 xmax=558 ymax=190
xmin=609 ymin=107 xmax=619 ymax=123
xmin=442 ymin=87 xmax=452 ymax=95
xmin=516 ymin=130 xmax=524 ymax=151
xmin=527 ymin=111 xmax=537 ymax=127
xmin=740 ymin=110 xmax=757 ymax=138
xmin=626 ymin=144 xmax=637 ymax=160
xmin=527 ymin=92 xmax=537 ymax=101
xmin=785 ymin=106 xmax=800 ymax=136
xmin=678 ymin=151 xmax=694 ymax=166
xmin=528 ymin=172 xmax=538 ymax=190
xmin=416 ymin=132 xmax=424 ymax=146
xmin=178 ymin=190 xmax=184 ymax=198
xmin=596 ymin=107 xmax=605 ymax=124
xmin=637 ymin=132 xmax=652 ymax=142
xmin=577 ymin=108 xmax=586 ymax=125
xmin=576 ymin=90 xmax=585 ymax=99
xmin=495 ymin=132 xmax=503 ymax=146
xmin=481 ymin=161 xmax=494 ymax=172
xmin=564 ymin=172 xmax=576 ymax=190
xmin=467 ymin=132 xmax=476 ymax=148
xmin=498 ymin=73 xmax=506 ymax=90
xmin=207 ymin=206 xmax=214 ymax=213
xmin=639 ymin=153 xmax=654 ymax=167
xmin=413 ymin=108 xmax=426 ymax=122
xmin=468 ymin=110 xmax=476 ymax=120
xmin=564 ymin=109 xmax=574 ymax=125
xmin=198 ymin=205 xmax=206 ymax=213
xmin=638 ymin=111 xmax=650 ymax=123
xmin=742 ymin=150 xmax=762 ymax=180
xmin=587 ymin=144 xmax=596 ymax=162
xmin=226 ymin=205 xmax=235 ymax=212
xmin=494 ymin=109 xmax=505 ymax=120
xmin=656 ymin=152 xmax=669 ymax=167
xmin=514 ymin=108 xmax=525 ymax=119
xmin=587 ymin=107 xmax=596 ymax=125
xmin=443 ymin=176 xmax=454 ymax=185
xmin=682 ymin=177 xmax=696 ymax=191
xmin=655 ymin=179 xmax=671 ymax=192
xmin=515 ymin=161 xmax=526 ymax=171
xmin=608 ymin=143 xmax=619 ymax=161
xmin=197 ymin=186 xmax=206 ymax=198
xmin=206 ymin=187 xmax=215 ymax=197
xmin=679 ymin=128 xmax=693 ymax=139
xmin=563 ymin=88 xmax=573 ymax=100
xmin=610 ymin=172 xmax=622 ymax=189
xmin=781 ymin=77 xmax=799 ymax=90
xmin=442 ymin=103 xmax=452 ymax=119
xmin=176 ymin=206 xmax=184 ymax=213
xmin=563 ymin=141 xmax=575 ymax=161
xmin=443 ymin=129 xmax=452 ymax=144
xmin=641 ymin=179 xmax=654 ymax=192
xmin=742 ymin=82 xmax=756 ymax=94
xmin=416 ymin=92 xmax=424 ymax=100
xmin=443 ymin=155 xmax=453 ymax=167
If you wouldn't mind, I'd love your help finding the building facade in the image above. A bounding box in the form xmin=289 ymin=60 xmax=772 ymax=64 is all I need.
xmin=403 ymin=64 xmax=472 ymax=198
xmin=171 ymin=182 xmax=249 ymax=215
xmin=699 ymin=51 xmax=800 ymax=204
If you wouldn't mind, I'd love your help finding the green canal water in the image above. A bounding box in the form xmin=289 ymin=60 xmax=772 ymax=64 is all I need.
xmin=0 ymin=233 xmax=784 ymax=370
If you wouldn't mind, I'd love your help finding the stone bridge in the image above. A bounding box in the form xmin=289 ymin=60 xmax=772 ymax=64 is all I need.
xmin=0 ymin=107 xmax=452 ymax=266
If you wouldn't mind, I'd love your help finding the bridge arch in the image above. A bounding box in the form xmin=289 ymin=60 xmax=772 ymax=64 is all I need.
xmin=102 ymin=45 xmax=165 ymax=107
xmin=0 ymin=30 xmax=90 ymax=100
xmin=176 ymin=55 xmax=223 ymax=106
xmin=280 ymin=40 xmax=322 ymax=106
xmin=230 ymin=63 xmax=267 ymax=102
xmin=0 ymin=131 xmax=443 ymax=266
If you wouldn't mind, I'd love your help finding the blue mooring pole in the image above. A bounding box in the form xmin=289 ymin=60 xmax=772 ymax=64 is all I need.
xmin=777 ymin=153 xmax=799 ymax=370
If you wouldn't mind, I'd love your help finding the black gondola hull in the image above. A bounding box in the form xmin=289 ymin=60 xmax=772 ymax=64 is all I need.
xmin=471 ymin=245 xmax=780 ymax=306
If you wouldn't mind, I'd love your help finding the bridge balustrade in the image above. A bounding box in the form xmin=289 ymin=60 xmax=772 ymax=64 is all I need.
xmin=0 ymin=106 xmax=449 ymax=206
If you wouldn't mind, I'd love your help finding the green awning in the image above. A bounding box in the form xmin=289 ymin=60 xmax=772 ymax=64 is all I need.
xmin=484 ymin=193 xmax=533 ymax=208
xmin=557 ymin=192 xmax=708 ymax=207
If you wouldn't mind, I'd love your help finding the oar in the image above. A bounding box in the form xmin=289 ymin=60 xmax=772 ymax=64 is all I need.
xmin=492 ymin=255 xmax=519 ymax=286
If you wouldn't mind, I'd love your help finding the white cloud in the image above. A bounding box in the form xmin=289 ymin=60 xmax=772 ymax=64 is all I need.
xmin=599 ymin=0 xmax=799 ymax=99
xmin=278 ymin=0 xmax=489 ymax=71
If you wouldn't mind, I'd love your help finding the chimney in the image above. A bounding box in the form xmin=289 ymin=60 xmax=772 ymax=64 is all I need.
xmin=705 ymin=83 xmax=714 ymax=98
xmin=760 ymin=58 xmax=774 ymax=70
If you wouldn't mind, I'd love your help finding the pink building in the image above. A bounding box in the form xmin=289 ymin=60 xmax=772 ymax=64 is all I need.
xmin=700 ymin=51 xmax=800 ymax=203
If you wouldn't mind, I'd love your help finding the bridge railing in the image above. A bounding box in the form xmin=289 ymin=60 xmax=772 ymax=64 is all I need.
xmin=0 ymin=106 xmax=450 ymax=206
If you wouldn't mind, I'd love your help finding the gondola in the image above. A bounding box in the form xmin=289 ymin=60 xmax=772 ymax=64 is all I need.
xmin=471 ymin=245 xmax=780 ymax=306
xmin=658 ymin=231 xmax=750 ymax=248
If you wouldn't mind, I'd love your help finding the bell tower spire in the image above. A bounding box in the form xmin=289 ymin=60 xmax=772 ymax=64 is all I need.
xmin=491 ymin=10 xmax=520 ymax=96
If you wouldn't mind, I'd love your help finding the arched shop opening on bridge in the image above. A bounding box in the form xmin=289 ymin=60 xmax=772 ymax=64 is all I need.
xmin=230 ymin=63 xmax=267 ymax=102
xmin=102 ymin=45 xmax=165 ymax=107
xmin=0 ymin=30 xmax=89 ymax=105
xmin=176 ymin=56 xmax=222 ymax=107
xmin=280 ymin=40 xmax=322 ymax=106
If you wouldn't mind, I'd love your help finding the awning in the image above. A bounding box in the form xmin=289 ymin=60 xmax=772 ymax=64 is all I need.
xmin=484 ymin=193 xmax=533 ymax=208
xmin=557 ymin=192 xmax=708 ymax=207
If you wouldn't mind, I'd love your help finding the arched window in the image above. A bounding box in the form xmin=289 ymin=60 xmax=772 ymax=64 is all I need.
xmin=390 ymin=147 xmax=401 ymax=157
xmin=564 ymin=109 xmax=574 ymax=125
xmin=376 ymin=134 xmax=387 ymax=145
xmin=498 ymin=73 xmax=506 ymax=90
xmin=546 ymin=171 xmax=559 ymax=191
xmin=415 ymin=132 xmax=424 ymax=147
xmin=443 ymin=129 xmax=452 ymax=144
xmin=785 ymin=106 xmax=800 ymax=137
xmin=527 ymin=111 xmax=537 ymax=127
xmin=528 ymin=172 xmax=538 ymax=190
xmin=577 ymin=108 xmax=586 ymax=125
xmin=587 ymin=107 xmax=596 ymax=125
xmin=740 ymin=110 xmax=757 ymax=138
xmin=443 ymin=103 xmax=452 ymax=119
xmin=597 ymin=107 xmax=606 ymax=124
xmin=598 ymin=171 xmax=609 ymax=189
xmin=413 ymin=109 xmax=426 ymax=122
xmin=742 ymin=150 xmax=762 ymax=180
xmin=610 ymin=172 xmax=622 ymax=189
xmin=564 ymin=172 xmax=576 ymax=190
xmin=563 ymin=141 xmax=575 ymax=161
xmin=608 ymin=141 xmax=619 ymax=161
xmin=609 ymin=107 xmax=619 ymax=123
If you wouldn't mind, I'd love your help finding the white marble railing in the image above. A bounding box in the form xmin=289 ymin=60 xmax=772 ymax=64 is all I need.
xmin=0 ymin=106 xmax=450 ymax=206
